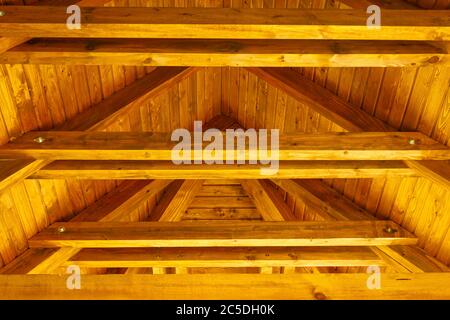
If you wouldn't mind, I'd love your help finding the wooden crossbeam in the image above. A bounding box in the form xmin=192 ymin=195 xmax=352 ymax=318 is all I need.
xmin=28 ymin=221 xmax=416 ymax=248
xmin=0 ymin=179 xmax=172 ymax=274
xmin=30 ymin=160 xmax=417 ymax=180
xmin=0 ymin=67 xmax=195 ymax=195
xmin=0 ymin=7 xmax=449 ymax=40
xmin=1 ymin=39 xmax=448 ymax=67
xmin=65 ymin=247 xmax=385 ymax=268
xmin=248 ymin=67 xmax=450 ymax=190
xmin=2 ymin=273 xmax=450 ymax=299
xmin=0 ymin=0 xmax=113 ymax=54
xmin=272 ymin=179 xmax=449 ymax=272
xmin=2 ymin=131 xmax=448 ymax=161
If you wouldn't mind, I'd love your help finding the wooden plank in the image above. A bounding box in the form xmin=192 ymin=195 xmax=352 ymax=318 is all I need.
xmin=0 ymin=7 xmax=449 ymax=40
xmin=272 ymin=179 xmax=449 ymax=272
xmin=2 ymin=39 xmax=448 ymax=67
xmin=1 ymin=273 xmax=450 ymax=299
xmin=65 ymin=247 xmax=385 ymax=268
xmin=30 ymin=160 xmax=417 ymax=180
xmin=0 ymin=0 xmax=113 ymax=54
xmin=0 ymin=67 xmax=196 ymax=195
xmin=2 ymin=131 xmax=448 ymax=161
xmin=28 ymin=221 xmax=417 ymax=248
xmin=248 ymin=67 xmax=450 ymax=190
xmin=241 ymin=180 xmax=296 ymax=221
xmin=183 ymin=208 xmax=261 ymax=220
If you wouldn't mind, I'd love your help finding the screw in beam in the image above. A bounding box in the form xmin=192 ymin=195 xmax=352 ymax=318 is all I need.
xmin=408 ymin=139 xmax=416 ymax=145
xmin=383 ymin=226 xmax=397 ymax=234
xmin=0 ymin=11 xmax=5 ymax=17
xmin=34 ymin=136 xmax=46 ymax=143
xmin=57 ymin=226 xmax=66 ymax=233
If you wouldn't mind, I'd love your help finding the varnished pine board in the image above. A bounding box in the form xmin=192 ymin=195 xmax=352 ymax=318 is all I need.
xmin=1 ymin=273 xmax=450 ymax=299
xmin=30 ymin=160 xmax=417 ymax=179
xmin=65 ymin=247 xmax=385 ymax=268
xmin=28 ymin=220 xmax=417 ymax=248
xmin=2 ymin=39 xmax=448 ymax=67
xmin=0 ymin=7 xmax=449 ymax=40
xmin=2 ymin=131 xmax=448 ymax=160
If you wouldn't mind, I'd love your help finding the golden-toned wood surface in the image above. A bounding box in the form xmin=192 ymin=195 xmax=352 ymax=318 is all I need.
xmin=0 ymin=0 xmax=449 ymax=292
xmin=2 ymin=273 xmax=450 ymax=300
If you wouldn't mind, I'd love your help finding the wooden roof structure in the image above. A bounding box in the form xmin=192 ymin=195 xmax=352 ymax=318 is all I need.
xmin=0 ymin=0 xmax=449 ymax=300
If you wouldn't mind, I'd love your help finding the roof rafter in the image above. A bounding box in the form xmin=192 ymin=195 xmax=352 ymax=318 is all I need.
xmin=0 ymin=66 xmax=197 ymax=195
xmin=247 ymin=67 xmax=450 ymax=191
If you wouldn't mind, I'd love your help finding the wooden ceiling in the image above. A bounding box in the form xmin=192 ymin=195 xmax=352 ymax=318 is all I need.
xmin=0 ymin=0 xmax=449 ymax=299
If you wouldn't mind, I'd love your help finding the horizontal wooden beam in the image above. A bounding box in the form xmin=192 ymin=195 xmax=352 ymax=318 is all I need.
xmin=2 ymin=39 xmax=448 ymax=67
xmin=28 ymin=221 xmax=416 ymax=248
xmin=1 ymin=273 xmax=450 ymax=299
xmin=66 ymin=247 xmax=385 ymax=268
xmin=0 ymin=7 xmax=449 ymax=40
xmin=0 ymin=0 xmax=113 ymax=54
xmin=29 ymin=160 xmax=417 ymax=180
xmin=2 ymin=131 xmax=448 ymax=161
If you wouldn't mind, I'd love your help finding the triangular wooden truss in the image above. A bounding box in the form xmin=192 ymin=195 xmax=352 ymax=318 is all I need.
xmin=0 ymin=0 xmax=449 ymax=299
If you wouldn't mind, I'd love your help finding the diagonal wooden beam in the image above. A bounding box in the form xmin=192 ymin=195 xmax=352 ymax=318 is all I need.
xmin=1 ymin=38 xmax=448 ymax=67
xmin=0 ymin=66 xmax=196 ymax=195
xmin=241 ymin=180 xmax=296 ymax=221
xmin=272 ymin=179 xmax=449 ymax=272
xmin=0 ymin=7 xmax=449 ymax=40
xmin=2 ymin=273 xmax=450 ymax=300
xmin=28 ymin=220 xmax=417 ymax=248
xmin=248 ymin=67 xmax=450 ymax=190
xmin=0 ymin=179 xmax=172 ymax=274
xmin=150 ymin=180 xmax=204 ymax=222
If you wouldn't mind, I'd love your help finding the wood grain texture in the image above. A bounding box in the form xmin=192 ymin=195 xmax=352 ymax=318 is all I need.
xmin=2 ymin=39 xmax=448 ymax=67
xmin=2 ymin=131 xmax=448 ymax=160
xmin=31 ymin=160 xmax=418 ymax=180
xmin=66 ymin=247 xmax=385 ymax=268
xmin=0 ymin=7 xmax=448 ymax=40
xmin=28 ymin=220 xmax=417 ymax=248
xmin=2 ymin=273 xmax=450 ymax=299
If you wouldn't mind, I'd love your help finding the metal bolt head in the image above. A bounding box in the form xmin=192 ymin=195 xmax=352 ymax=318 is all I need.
xmin=408 ymin=139 xmax=416 ymax=145
xmin=0 ymin=11 xmax=5 ymax=17
xmin=57 ymin=226 xmax=66 ymax=233
xmin=34 ymin=136 xmax=46 ymax=143
xmin=384 ymin=226 xmax=397 ymax=234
